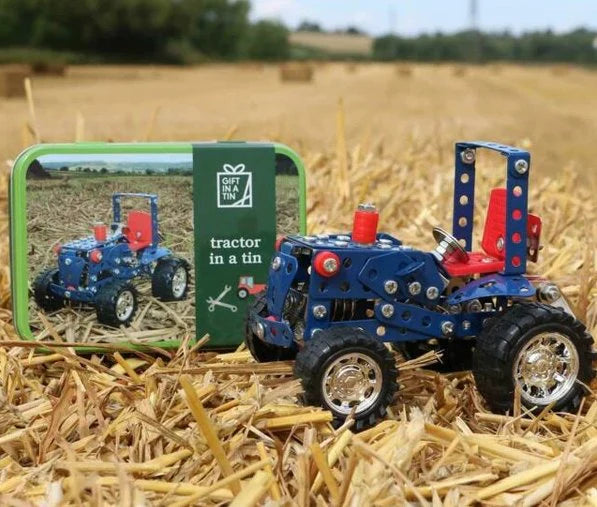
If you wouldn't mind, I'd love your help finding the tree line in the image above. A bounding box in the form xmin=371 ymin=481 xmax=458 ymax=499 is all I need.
xmin=0 ymin=1 xmax=595 ymax=64
xmin=0 ymin=0 xmax=290 ymax=63
xmin=373 ymin=29 xmax=597 ymax=63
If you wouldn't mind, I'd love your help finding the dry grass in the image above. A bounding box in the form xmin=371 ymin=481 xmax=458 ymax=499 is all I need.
xmin=289 ymin=32 xmax=373 ymax=56
xmin=0 ymin=63 xmax=595 ymax=504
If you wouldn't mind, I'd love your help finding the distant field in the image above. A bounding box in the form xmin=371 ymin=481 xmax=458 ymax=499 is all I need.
xmin=289 ymin=31 xmax=373 ymax=55
xmin=1 ymin=63 xmax=597 ymax=179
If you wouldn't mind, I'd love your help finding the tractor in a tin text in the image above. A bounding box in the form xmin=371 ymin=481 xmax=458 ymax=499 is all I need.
xmin=33 ymin=193 xmax=190 ymax=327
xmin=246 ymin=142 xmax=596 ymax=428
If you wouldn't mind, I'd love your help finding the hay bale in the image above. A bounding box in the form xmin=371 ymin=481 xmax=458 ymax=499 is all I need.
xmin=279 ymin=62 xmax=313 ymax=83
xmin=32 ymin=61 xmax=67 ymax=76
xmin=0 ymin=64 xmax=31 ymax=98
xmin=345 ymin=62 xmax=358 ymax=74
xmin=452 ymin=65 xmax=468 ymax=77
xmin=395 ymin=64 xmax=413 ymax=77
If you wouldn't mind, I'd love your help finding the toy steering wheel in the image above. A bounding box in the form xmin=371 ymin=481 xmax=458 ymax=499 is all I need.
xmin=432 ymin=227 xmax=469 ymax=263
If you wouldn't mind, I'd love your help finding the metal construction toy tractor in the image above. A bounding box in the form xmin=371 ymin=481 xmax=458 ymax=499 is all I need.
xmin=246 ymin=141 xmax=595 ymax=428
xmin=33 ymin=193 xmax=189 ymax=327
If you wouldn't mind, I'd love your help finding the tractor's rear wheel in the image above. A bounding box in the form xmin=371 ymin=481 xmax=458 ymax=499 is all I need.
xmin=96 ymin=281 xmax=138 ymax=327
xmin=33 ymin=268 xmax=64 ymax=312
xmin=152 ymin=257 xmax=190 ymax=301
xmin=295 ymin=328 xmax=398 ymax=430
xmin=473 ymin=303 xmax=595 ymax=414
xmin=245 ymin=291 xmax=296 ymax=362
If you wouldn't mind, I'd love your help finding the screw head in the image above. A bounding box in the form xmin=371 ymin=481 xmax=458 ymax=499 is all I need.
xmin=441 ymin=321 xmax=455 ymax=336
xmin=408 ymin=281 xmax=422 ymax=296
xmin=384 ymin=280 xmax=398 ymax=295
xmin=514 ymin=159 xmax=529 ymax=174
xmin=461 ymin=148 xmax=476 ymax=164
xmin=64 ymin=258 xmax=72 ymax=266
xmin=381 ymin=304 xmax=394 ymax=318
xmin=322 ymin=257 xmax=339 ymax=273
xmin=426 ymin=286 xmax=439 ymax=299
xmin=64 ymin=291 xmax=71 ymax=298
xmin=312 ymin=305 xmax=327 ymax=320
xmin=462 ymin=320 xmax=471 ymax=331
xmin=271 ymin=256 xmax=282 ymax=271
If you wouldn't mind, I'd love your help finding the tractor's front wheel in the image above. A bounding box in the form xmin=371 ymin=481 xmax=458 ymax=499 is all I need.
xmin=473 ymin=303 xmax=595 ymax=414
xmin=152 ymin=257 xmax=190 ymax=301
xmin=96 ymin=281 xmax=138 ymax=327
xmin=33 ymin=268 xmax=64 ymax=312
xmin=295 ymin=328 xmax=398 ymax=430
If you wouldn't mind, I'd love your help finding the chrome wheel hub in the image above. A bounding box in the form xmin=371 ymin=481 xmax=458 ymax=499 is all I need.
xmin=513 ymin=332 xmax=579 ymax=406
xmin=172 ymin=267 xmax=187 ymax=298
xmin=115 ymin=290 xmax=134 ymax=321
xmin=322 ymin=353 xmax=382 ymax=415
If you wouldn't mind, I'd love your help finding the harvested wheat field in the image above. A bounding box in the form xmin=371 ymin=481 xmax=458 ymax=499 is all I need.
xmin=0 ymin=63 xmax=596 ymax=505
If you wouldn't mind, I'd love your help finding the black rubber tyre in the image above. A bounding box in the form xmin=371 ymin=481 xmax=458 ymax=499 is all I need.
xmin=33 ymin=268 xmax=64 ymax=311
xmin=96 ymin=280 xmax=138 ymax=327
xmin=237 ymin=288 xmax=249 ymax=299
xmin=151 ymin=257 xmax=190 ymax=301
xmin=395 ymin=339 xmax=475 ymax=372
xmin=245 ymin=291 xmax=296 ymax=362
xmin=473 ymin=303 xmax=595 ymax=414
xmin=294 ymin=327 xmax=398 ymax=430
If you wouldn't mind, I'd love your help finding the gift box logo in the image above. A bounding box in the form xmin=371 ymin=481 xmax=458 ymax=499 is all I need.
xmin=217 ymin=163 xmax=253 ymax=208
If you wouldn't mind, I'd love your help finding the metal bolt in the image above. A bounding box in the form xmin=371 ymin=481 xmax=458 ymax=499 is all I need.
xmin=426 ymin=286 xmax=439 ymax=299
xmin=311 ymin=328 xmax=322 ymax=337
xmin=65 ymin=291 xmax=71 ymax=298
xmin=449 ymin=304 xmax=461 ymax=314
xmin=114 ymin=268 xmax=120 ymax=275
xmin=384 ymin=280 xmax=398 ymax=295
xmin=408 ymin=282 xmax=422 ymax=296
xmin=496 ymin=237 xmax=505 ymax=251
xmin=381 ymin=304 xmax=394 ymax=318
xmin=463 ymin=320 xmax=471 ymax=331
xmin=115 ymin=258 xmax=121 ymax=264
xmin=358 ymin=203 xmax=376 ymax=212
xmin=460 ymin=148 xmax=476 ymax=164
xmin=441 ymin=321 xmax=455 ymax=336
xmin=514 ymin=159 xmax=529 ymax=174
xmin=312 ymin=305 xmax=327 ymax=320
xmin=64 ymin=258 xmax=72 ymax=266
xmin=272 ymin=256 xmax=281 ymax=271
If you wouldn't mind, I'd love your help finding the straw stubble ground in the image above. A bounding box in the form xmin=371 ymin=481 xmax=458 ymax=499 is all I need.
xmin=0 ymin=63 xmax=596 ymax=505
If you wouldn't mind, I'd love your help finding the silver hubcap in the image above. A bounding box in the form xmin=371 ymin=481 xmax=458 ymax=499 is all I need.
xmin=115 ymin=290 xmax=135 ymax=321
xmin=322 ymin=353 xmax=383 ymax=415
xmin=172 ymin=266 xmax=187 ymax=298
xmin=513 ymin=332 xmax=579 ymax=406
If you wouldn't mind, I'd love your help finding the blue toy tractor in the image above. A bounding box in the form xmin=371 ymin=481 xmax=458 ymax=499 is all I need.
xmin=33 ymin=193 xmax=189 ymax=327
xmin=246 ymin=142 xmax=595 ymax=428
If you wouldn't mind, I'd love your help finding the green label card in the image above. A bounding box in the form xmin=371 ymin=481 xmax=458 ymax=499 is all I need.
xmin=193 ymin=142 xmax=276 ymax=347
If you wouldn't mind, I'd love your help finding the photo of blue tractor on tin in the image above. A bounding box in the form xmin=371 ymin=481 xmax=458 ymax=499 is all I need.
xmin=246 ymin=141 xmax=595 ymax=429
xmin=33 ymin=193 xmax=190 ymax=327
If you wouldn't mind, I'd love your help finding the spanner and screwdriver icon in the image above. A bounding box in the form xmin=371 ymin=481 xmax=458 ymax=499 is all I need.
xmin=206 ymin=285 xmax=238 ymax=312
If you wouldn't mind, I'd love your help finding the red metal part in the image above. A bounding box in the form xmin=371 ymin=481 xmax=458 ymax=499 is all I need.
xmin=89 ymin=249 xmax=103 ymax=263
xmin=275 ymin=235 xmax=286 ymax=251
xmin=352 ymin=204 xmax=379 ymax=244
xmin=93 ymin=223 xmax=107 ymax=242
xmin=442 ymin=187 xmax=542 ymax=277
xmin=442 ymin=252 xmax=505 ymax=277
xmin=124 ymin=210 xmax=153 ymax=251
xmin=313 ymin=251 xmax=341 ymax=278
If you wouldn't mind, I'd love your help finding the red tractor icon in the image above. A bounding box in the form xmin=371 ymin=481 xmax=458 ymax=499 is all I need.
xmin=237 ymin=276 xmax=265 ymax=299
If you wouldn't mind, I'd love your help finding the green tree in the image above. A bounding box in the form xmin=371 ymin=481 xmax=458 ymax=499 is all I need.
xmin=246 ymin=20 xmax=289 ymax=61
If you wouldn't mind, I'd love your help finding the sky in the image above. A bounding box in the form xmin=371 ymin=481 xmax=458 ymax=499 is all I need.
xmin=250 ymin=0 xmax=597 ymax=36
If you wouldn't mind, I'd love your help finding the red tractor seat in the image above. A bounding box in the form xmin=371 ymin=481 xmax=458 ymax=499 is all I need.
xmin=123 ymin=210 xmax=153 ymax=251
xmin=442 ymin=188 xmax=541 ymax=277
